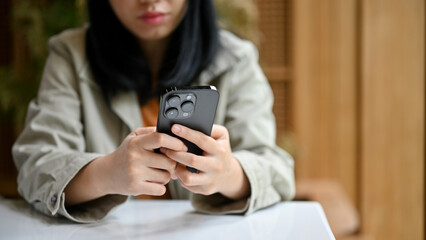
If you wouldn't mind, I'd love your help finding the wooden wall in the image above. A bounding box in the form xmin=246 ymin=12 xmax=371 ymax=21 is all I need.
xmin=256 ymin=0 xmax=293 ymax=142
xmin=360 ymin=0 xmax=425 ymax=239
xmin=292 ymin=0 xmax=358 ymax=205
xmin=291 ymin=0 xmax=425 ymax=239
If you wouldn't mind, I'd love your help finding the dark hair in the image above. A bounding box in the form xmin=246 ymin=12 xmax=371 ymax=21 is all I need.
xmin=86 ymin=0 xmax=219 ymax=105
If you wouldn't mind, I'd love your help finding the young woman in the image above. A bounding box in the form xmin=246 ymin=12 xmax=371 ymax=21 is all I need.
xmin=12 ymin=0 xmax=295 ymax=223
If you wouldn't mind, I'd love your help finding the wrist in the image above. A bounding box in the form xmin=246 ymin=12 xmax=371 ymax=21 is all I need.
xmin=220 ymin=157 xmax=250 ymax=200
xmin=64 ymin=154 xmax=114 ymax=206
xmin=87 ymin=154 xmax=113 ymax=196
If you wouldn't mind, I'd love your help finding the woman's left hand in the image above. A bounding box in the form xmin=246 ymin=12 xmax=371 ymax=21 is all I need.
xmin=160 ymin=124 xmax=250 ymax=200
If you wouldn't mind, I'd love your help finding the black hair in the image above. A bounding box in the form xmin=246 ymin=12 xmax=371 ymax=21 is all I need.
xmin=86 ymin=0 xmax=219 ymax=105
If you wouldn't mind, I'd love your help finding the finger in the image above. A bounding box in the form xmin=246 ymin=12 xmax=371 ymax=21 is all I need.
xmin=210 ymin=124 xmax=229 ymax=140
xmin=143 ymin=167 xmax=171 ymax=185
xmin=162 ymin=149 xmax=209 ymax=172
xmin=171 ymin=163 xmax=179 ymax=180
xmin=175 ymin=164 xmax=210 ymax=186
xmin=135 ymin=132 xmax=188 ymax=152
xmin=171 ymin=124 xmax=217 ymax=153
xmin=178 ymin=179 xmax=214 ymax=196
xmin=129 ymin=127 xmax=156 ymax=137
xmin=136 ymin=182 xmax=167 ymax=196
xmin=134 ymin=127 xmax=156 ymax=135
xmin=142 ymin=151 xmax=178 ymax=174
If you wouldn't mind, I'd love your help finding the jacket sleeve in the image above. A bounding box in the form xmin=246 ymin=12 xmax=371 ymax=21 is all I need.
xmin=12 ymin=36 xmax=127 ymax=223
xmin=191 ymin=42 xmax=295 ymax=215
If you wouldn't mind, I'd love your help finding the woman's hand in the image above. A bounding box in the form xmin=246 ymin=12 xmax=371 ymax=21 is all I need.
xmin=160 ymin=124 xmax=251 ymax=200
xmin=65 ymin=127 xmax=187 ymax=205
xmin=103 ymin=127 xmax=187 ymax=196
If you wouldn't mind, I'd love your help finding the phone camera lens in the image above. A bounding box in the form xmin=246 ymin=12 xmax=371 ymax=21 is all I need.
xmin=165 ymin=108 xmax=179 ymax=119
xmin=168 ymin=96 xmax=180 ymax=107
xmin=181 ymin=101 xmax=194 ymax=112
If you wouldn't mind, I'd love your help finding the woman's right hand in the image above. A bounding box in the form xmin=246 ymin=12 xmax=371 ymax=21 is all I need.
xmin=65 ymin=127 xmax=187 ymax=205
xmin=104 ymin=127 xmax=187 ymax=196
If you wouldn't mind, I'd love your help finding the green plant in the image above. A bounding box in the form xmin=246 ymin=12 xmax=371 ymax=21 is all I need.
xmin=214 ymin=0 xmax=259 ymax=45
xmin=0 ymin=0 xmax=86 ymax=131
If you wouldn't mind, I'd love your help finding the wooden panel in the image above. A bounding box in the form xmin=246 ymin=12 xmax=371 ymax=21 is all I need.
xmin=270 ymin=81 xmax=293 ymax=142
xmin=264 ymin=66 xmax=292 ymax=140
xmin=293 ymin=0 xmax=358 ymax=205
xmin=256 ymin=0 xmax=293 ymax=148
xmin=263 ymin=67 xmax=291 ymax=83
xmin=360 ymin=0 xmax=425 ymax=239
xmin=257 ymin=0 xmax=291 ymax=67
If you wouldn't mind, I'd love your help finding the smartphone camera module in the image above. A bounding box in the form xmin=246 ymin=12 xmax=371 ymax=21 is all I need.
xmin=164 ymin=93 xmax=196 ymax=120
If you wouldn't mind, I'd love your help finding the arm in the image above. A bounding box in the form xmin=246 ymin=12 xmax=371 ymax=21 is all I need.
xmin=219 ymin=43 xmax=296 ymax=214
xmin=64 ymin=127 xmax=187 ymax=206
xmin=12 ymin=34 xmax=186 ymax=222
xmin=12 ymin=35 xmax=117 ymax=223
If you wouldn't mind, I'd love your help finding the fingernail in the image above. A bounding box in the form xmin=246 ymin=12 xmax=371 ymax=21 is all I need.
xmin=172 ymin=124 xmax=182 ymax=133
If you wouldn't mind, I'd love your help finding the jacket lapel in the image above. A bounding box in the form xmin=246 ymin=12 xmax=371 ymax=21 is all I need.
xmin=110 ymin=91 xmax=142 ymax=132
xmin=197 ymin=36 xmax=238 ymax=85
xmin=79 ymin=63 xmax=142 ymax=132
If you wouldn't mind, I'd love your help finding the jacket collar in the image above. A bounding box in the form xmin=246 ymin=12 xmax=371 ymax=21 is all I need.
xmin=197 ymin=41 xmax=238 ymax=85
xmin=110 ymin=91 xmax=142 ymax=131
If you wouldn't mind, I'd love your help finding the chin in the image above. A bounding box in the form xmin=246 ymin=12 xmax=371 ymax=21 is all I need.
xmin=137 ymin=30 xmax=169 ymax=42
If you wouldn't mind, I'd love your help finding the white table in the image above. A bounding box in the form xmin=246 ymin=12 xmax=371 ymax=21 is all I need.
xmin=0 ymin=199 xmax=335 ymax=240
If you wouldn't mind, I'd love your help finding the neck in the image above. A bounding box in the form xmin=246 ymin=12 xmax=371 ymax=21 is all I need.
xmin=139 ymin=38 xmax=170 ymax=79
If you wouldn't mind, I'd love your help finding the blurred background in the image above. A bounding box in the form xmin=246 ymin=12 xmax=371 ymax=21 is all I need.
xmin=0 ymin=0 xmax=424 ymax=239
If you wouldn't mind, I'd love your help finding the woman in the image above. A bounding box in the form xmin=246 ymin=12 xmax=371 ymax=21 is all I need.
xmin=12 ymin=0 xmax=295 ymax=223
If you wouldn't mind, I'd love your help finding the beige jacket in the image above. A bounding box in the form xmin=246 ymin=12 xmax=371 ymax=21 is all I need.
xmin=12 ymin=27 xmax=295 ymax=223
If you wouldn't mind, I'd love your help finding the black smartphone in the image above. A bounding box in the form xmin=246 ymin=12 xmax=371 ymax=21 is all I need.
xmin=156 ymin=86 xmax=219 ymax=173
